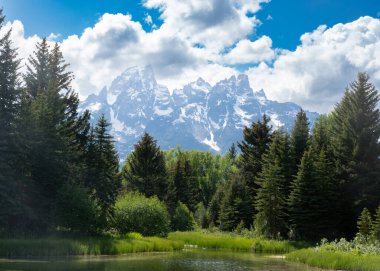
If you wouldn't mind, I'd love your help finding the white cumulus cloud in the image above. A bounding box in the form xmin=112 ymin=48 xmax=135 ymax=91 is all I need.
xmin=224 ymin=36 xmax=275 ymax=64
xmin=246 ymin=16 xmax=380 ymax=113
xmin=3 ymin=1 xmax=380 ymax=113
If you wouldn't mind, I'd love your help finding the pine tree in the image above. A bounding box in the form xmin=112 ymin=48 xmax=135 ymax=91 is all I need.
xmin=207 ymin=182 xmax=227 ymax=227
xmin=228 ymin=143 xmax=237 ymax=161
xmin=288 ymin=149 xmax=337 ymax=241
xmin=238 ymin=114 xmax=272 ymax=216
xmin=312 ymin=150 xmax=340 ymax=239
xmin=219 ymin=174 xmax=253 ymax=231
xmin=23 ymin=39 xmax=91 ymax=230
xmin=254 ymin=132 xmax=290 ymax=239
xmin=372 ymin=205 xmax=380 ymax=241
xmin=85 ymin=114 xmax=121 ymax=225
xmin=167 ymin=153 xmax=197 ymax=213
xmin=332 ymin=73 xmax=380 ymax=237
xmin=0 ymin=9 xmax=30 ymax=231
xmin=357 ymin=208 xmax=373 ymax=238
xmin=291 ymin=109 xmax=310 ymax=170
xmin=24 ymin=38 xmax=50 ymax=98
xmin=123 ymin=132 xmax=168 ymax=200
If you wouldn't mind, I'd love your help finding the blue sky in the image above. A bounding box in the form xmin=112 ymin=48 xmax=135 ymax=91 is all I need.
xmin=2 ymin=0 xmax=380 ymax=113
xmin=3 ymin=0 xmax=378 ymax=49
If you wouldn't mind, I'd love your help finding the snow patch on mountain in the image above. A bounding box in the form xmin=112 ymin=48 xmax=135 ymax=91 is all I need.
xmin=80 ymin=66 xmax=319 ymax=159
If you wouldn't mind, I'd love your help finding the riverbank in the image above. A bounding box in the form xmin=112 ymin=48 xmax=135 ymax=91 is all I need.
xmin=0 ymin=231 xmax=306 ymax=257
xmin=0 ymin=234 xmax=184 ymax=257
xmin=286 ymin=249 xmax=380 ymax=271
xmin=167 ymin=231 xmax=307 ymax=253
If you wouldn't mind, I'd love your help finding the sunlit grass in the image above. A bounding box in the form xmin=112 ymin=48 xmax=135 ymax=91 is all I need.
xmin=286 ymin=249 xmax=380 ymax=271
xmin=0 ymin=235 xmax=184 ymax=257
xmin=168 ymin=231 xmax=306 ymax=253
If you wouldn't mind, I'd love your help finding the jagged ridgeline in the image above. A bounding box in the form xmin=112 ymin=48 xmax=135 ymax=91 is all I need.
xmin=80 ymin=66 xmax=319 ymax=162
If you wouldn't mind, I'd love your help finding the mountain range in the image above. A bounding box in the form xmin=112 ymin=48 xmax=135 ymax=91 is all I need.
xmin=79 ymin=66 xmax=319 ymax=162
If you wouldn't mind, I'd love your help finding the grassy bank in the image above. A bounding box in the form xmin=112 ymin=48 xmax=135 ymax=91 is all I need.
xmin=0 ymin=234 xmax=184 ymax=258
xmin=286 ymin=248 xmax=380 ymax=271
xmin=168 ymin=231 xmax=306 ymax=253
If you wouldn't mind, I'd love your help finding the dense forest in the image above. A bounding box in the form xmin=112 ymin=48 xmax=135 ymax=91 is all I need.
xmin=1 ymin=9 xmax=380 ymax=243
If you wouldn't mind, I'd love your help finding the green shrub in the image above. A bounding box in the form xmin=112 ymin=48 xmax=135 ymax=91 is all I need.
xmin=172 ymin=202 xmax=195 ymax=231
xmin=113 ymin=193 xmax=170 ymax=237
xmin=56 ymin=183 xmax=102 ymax=234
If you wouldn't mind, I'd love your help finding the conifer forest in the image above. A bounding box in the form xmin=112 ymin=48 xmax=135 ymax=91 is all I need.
xmin=1 ymin=7 xmax=380 ymax=262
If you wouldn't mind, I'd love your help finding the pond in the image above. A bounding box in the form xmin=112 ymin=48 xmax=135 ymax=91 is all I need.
xmin=0 ymin=250 xmax=317 ymax=271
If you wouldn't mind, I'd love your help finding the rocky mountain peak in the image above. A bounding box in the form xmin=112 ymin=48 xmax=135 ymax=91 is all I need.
xmin=80 ymin=66 xmax=319 ymax=162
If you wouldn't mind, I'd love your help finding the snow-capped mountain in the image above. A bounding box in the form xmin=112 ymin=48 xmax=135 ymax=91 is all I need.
xmin=80 ymin=66 xmax=319 ymax=162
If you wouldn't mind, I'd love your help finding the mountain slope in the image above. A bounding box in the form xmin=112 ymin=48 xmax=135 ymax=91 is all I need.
xmin=80 ymin=66 xmax=319 ymax=162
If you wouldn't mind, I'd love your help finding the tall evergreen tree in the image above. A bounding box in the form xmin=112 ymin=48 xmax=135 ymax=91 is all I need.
xmin=238 ymin=114 xmax=272 ymax=215
xmin=291 ymin=109 xmax=310 ymax=170
xmin=207 ymin=182 xmax=227 ymax=227
xmin=219 ymin=174 xmax=253 ymax=231
xmin=254 ymin=132 xmax=291 ymax=239
xmin=0 ymin=9 xmax=30 ymax=231
xmin=288 ymin=148 xmax=338 ymax=241
xmin=24 ymin=38 xmax=50 ymax=98
xmin=167 ymin=153 xmax=196 ymax=213
xmin=227 ymin=143 xmax=237 ymax=161
xmin=85 ymin=114 xmax=121 ymax=225
xmin=23 ymin=39 xmax=91 ymax=230
xmin=123 ymin=132 xmax=168 ymax=200
xmin=332 ymin=73 xmax=380 ymax=237
xmin=371 ymin=205 xmax=380 ymax=241
xmin=357 ymin=208 xmax=373 ymax=238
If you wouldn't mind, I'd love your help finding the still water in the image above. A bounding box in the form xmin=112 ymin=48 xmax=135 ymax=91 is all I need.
xmin=0 ymin=250 xmax=318 ymax=271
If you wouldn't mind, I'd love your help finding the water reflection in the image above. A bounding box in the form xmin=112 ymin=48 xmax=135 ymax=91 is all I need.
xmin=0 ymin=250 xmax=317 ymax=271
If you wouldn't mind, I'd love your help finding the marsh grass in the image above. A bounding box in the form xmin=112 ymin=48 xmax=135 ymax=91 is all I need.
xmin=168 ymin=231 xmax=306 ymax=253
xmin=0 ymin=235 xmax=184 ymax=258
xmin=286 ymin=249 xmax=380 ymax=271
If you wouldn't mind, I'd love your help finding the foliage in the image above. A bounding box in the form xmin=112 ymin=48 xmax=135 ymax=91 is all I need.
xmin=291 ymin=109 xmax=310 ymax=168
xmin=113 ymin=193 xmax=170 ymax=237
xmin=171 ymin=202 xmax=196 ymax=231
xmin=85 ymin=114 xmax=121 ymax=227
xmin=194 ymin=202 xmax=208 ymax=228
xmin=123 ymin=133 xmax=168 ymax=201
xmin=56 ymin=183 xmax=102 ymax=234
xmin=372 ymin=206 xmax=380 ymax=241
xmin=254 ymin=132 xmax=291 ymax=239
xmin=357 ymin=208 xmax=373 ymax=238
xmin=219 ymin=174 xmax=252 ymax=231
xmin=332 ymin=73 xmax=380 ymax=237
xmin=166 ymin=151 xmax=197 ymax=213
xmin=288 ymin=148 xmax=339 ymax=241
xmin=237 ymin=114 xmax=272 ymax=209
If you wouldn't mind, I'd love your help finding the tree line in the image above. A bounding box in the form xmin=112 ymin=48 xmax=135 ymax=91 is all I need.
xmin=0 ymin=10 xmax=379 ymax=241
xmin=0 ymin=11 xmax=121 ymax=235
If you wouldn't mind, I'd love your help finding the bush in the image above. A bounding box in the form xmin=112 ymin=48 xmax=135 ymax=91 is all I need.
xmin=172 ymin=202 xmax=195 ymax=231
xmin=113 ymin=193 xmax=170 ymax=237
xmin=56 ymin=183 xmax=102 ymax=234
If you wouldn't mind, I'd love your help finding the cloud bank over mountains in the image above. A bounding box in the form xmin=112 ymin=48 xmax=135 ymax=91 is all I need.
xmin=1 ymin=0 xmax=380 ymax=112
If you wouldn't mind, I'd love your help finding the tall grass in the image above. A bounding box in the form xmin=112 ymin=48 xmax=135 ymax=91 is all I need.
xmin=0 ymin=234 xmax=184 ymax=258
xmin=168 ymin=231 xmax=306 ymax=253
xmin=286 ymin=249 xmax=380 ymax=271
